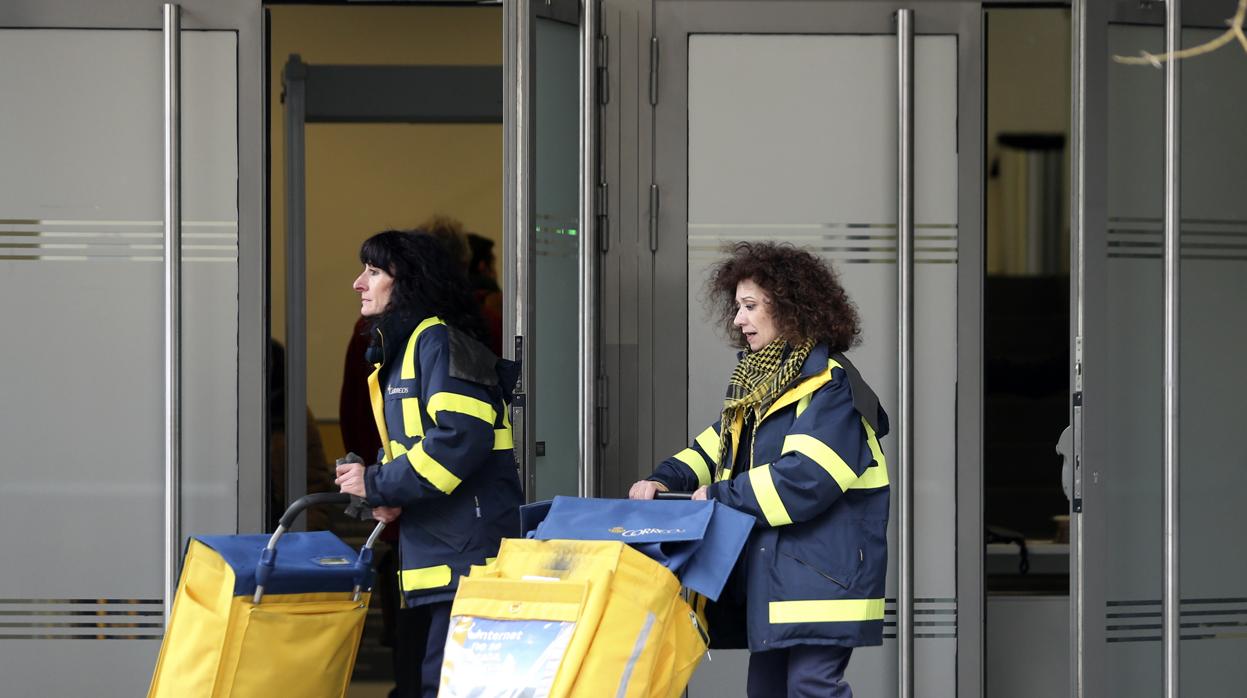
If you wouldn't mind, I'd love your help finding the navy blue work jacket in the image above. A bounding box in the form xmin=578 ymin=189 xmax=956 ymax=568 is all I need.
xmin=363 ymin=316 xmax=522 ymax=607
xmin=649 ymin=343 xmax=890 ymax=650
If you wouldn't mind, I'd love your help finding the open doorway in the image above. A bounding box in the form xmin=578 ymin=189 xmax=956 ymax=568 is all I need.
xmin=265 ymin=3 xmax=503 ymax=692
xmin=982 ymin=6 xmax=1072 ymax=697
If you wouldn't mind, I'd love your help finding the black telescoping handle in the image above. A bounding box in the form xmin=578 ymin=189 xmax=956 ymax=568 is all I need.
xmin=257 ymin=492 xmax=386 ymax=603
xmin=277 ymin=493 xmax=353 ymax=530
xmin=655 ymin=491 xmax=694 ymax=500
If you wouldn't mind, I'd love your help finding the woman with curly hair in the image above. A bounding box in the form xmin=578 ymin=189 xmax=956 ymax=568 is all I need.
xmin=335 ymin=229 xmax=522 ymax=698
xmin=630 ymin=241 xmax=890 ymax=697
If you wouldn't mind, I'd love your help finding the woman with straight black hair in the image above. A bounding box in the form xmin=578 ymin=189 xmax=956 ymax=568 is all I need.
xmin=336 ymin=229 xmax=522 ymax=698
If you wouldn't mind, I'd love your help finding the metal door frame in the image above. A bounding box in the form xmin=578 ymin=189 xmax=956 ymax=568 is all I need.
xmin=504 ymin=0 xmax=600 ymax=501
xmin=648 ymin=1 xmax=984 ymax=695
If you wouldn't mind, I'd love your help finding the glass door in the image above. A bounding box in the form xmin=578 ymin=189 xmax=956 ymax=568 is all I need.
xmin=0 ymin=2 xmax=263 ymax=695
xmin=505 ymin=0 xmax=598 ymax=501
xmin=1072 ymin=1 xmax=1247 ymax=694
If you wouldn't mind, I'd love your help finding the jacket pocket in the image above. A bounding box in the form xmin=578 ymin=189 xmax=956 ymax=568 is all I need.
xmin=775 ymin=522 xmax=863 ymax=592
xmin=778 ymin=550 xmax=855 ymax=589
xmin=410 ymin=492 xmax=477 ymax=552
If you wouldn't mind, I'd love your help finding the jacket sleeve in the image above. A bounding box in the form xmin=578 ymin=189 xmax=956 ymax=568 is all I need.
xmin=649 ymin=421 xmax=723 ymax=492
xmin=706 ymin=368 xmax=874 ymax=527
xmin=365 ymin=325 xmax=497 ymax=505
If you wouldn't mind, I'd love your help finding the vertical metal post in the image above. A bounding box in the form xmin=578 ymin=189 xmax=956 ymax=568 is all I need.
xmin=896 ymin=9 xmax=915 ymax=698
xmin=578 ymin=0 xmax=598 ymax=498
xmin=162 ymin=2 xmax=182 ymax=621
xmin=283 ymin=56 xmax=309 ymax=528
xmin=505 ymin=0 xmax=537 ymax=501
xmin=1162 ymin=1 xmax=1181 ymax=696
xmin=1069 ymin=2 xmax=1088 ymax=695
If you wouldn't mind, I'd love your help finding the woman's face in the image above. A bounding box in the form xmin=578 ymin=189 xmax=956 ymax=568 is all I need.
xmin=734 ymin=279 xmax=779 ymax=351
xmin=353 ymin=263 xmax=394 ymax=317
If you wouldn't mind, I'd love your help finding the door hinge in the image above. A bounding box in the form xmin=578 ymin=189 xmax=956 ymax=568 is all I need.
xmin=648 ymin=184 xmax=660 ymax=252
xmin=648 ymin=36 xmax=659 ymax=106
xmin=597 ymin=34 xmax=609 ymax=105
xmin=597 ymin=183 xmax=609 ymax=253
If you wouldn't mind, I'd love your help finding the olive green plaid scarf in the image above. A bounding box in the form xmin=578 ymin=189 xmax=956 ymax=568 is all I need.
xmin=715 ymin=337 xmax=815 ymax=479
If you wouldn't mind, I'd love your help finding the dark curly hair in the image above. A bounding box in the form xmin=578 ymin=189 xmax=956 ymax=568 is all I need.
xmin=359 ymin=229 xmax=489 ymax=344
xmin=707 ymin=241 xmax=861 ymax=352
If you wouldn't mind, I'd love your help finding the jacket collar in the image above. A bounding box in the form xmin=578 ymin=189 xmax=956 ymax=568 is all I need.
xmin=798 ymin=342 xmax=830 ymax=379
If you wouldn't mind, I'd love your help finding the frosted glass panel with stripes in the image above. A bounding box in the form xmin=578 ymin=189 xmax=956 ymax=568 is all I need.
xmin=685 ymin=34 xmax=959 ymax=696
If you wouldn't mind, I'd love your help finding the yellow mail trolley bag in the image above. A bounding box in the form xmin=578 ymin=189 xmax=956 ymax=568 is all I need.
xmin=441 ymin=538 xmax=707 ymax=698
xmin=439 ymin=496 xmax=755 ymax=698
xmin=148 ymin=494 xmax=385 ymax=698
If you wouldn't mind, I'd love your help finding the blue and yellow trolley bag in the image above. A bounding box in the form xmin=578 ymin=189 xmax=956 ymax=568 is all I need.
xmin=438 ymin=496 xmax=753 ymax=698
xmin=148 ymin=494 xmax=385 ymax=698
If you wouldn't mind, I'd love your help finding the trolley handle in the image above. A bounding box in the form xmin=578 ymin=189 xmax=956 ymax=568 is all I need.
xmin=655 ymin=491 xmax=694 ymax=500
xmin=277 ymin=492 xmax=353 ymax=530
xmin=254 ymin=493 xmax=387 ymax=604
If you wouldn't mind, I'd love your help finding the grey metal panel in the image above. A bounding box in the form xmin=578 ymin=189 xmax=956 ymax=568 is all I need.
xmin=1071 ymin=0 xmax=1112 ymax=696
xmin=578 ymin=0 xmax=599 ymax=498
xmin=987 ymin=596 xmax=1070 ymax=698
xmin=600 ymin=0 xmax=654 ymax=497
xmin=230 ymin=0 xmax=269 ymax=538
xmin=600 ymin=3 xmax=621 ymax=494
xmin=283 ymin=54 xmax=309 ymax=528
xmin=952 ymin=5 xmax=984 ymax=697
xmin=504 ymin=0 xmax=538 ymax=500
xmin=302 ymin=64 xmax=504 ymax=123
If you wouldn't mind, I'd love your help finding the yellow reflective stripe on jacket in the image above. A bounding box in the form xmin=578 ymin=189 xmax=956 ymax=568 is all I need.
xmin=400 ymin=316 xmax=447 ymax=380
xmin=426 ymin=391 xmax=497 ymax=425
xmin=694 ymin=426 xmax=721 ymax=465
xmin=493 ymin=404 xmax=513 ymax=450
xmin=404 ymin=441 xmax=462 ymax=494
xmin=852 ymin=418 xmax=890 ymax=490
xmin=402 ymin=397 xmax=424 ymax=439
xmin=795 ymin=394 xmax=812 ymax=418
xmin=782 ymin=433 xmax=859 ymax=493
xmin=368 ymin=367 xmax=392 ymax=462
xmin=400 ymin=564 xmax=452 ymax=591
xmin=674 ymin=449 xmax=712 ymax=487
xmin=768 ymin=598 xmax=885 ymax=624
xmin=748 ymin=464 xmax=792 ymax=526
